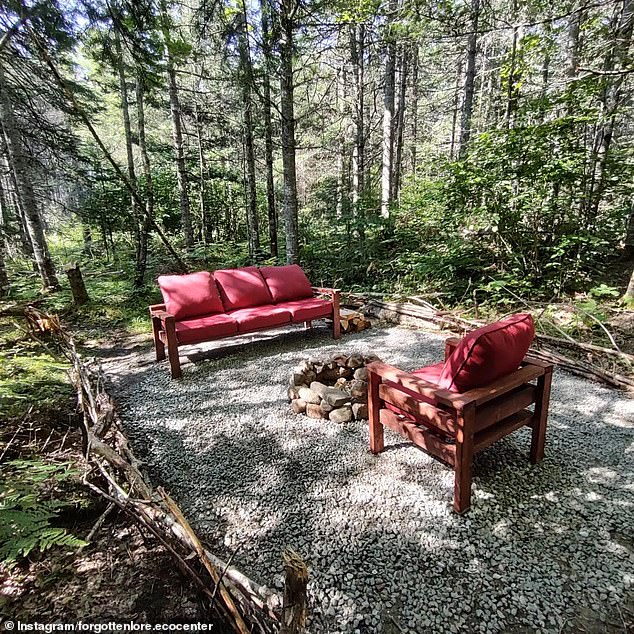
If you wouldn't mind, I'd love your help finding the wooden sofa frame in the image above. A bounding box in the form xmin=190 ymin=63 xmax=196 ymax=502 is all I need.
xmin=150 ymin=287 xmax=341 ymax=379
xmin=367 ymin=337 xmax=553 ymax=514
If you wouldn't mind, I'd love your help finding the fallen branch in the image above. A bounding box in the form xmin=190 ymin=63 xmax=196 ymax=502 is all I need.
xmin=23 ymin=307 xmax=300 ymax=633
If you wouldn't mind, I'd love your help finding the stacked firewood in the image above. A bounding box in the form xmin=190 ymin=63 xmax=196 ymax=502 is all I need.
xmin=340 ymin=308 xmax=371 ymax=334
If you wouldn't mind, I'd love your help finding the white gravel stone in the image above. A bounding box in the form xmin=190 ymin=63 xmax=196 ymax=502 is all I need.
xmin=113 ymin=325 xmax=634 ymax=634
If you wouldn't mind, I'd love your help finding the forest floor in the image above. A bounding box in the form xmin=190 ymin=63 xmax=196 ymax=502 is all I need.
xmin=0 ymin=309 xmax=229 ymax=630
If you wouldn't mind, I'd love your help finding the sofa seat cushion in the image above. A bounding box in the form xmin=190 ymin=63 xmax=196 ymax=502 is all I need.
xmin=439 ymin=313 xmax=535 ymax=393
xmin=175 ymin=313 xmax=238 ymax=345
xmin=158 ymin=271 xmax=224 ymax=320
xmin=214 ymin=267 xmax=273 ymax=311
xmin=228 ymin=305 xmax=291 ymax=332
xmin=275 ymin=298 xmax=332 ymax=322
xmin=260 ymin=264 xmax=313 ymax=303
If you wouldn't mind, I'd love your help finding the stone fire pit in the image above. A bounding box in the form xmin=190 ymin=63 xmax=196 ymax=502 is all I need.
xmin=287 ymin=352 xmax=381 ymax=423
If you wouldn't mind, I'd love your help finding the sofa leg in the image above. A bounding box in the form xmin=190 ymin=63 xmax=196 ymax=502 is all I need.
xmin=530 ymin=368 xmax=552 ymax=464
xmin=332 ymin=291 xmax=341 ymax=339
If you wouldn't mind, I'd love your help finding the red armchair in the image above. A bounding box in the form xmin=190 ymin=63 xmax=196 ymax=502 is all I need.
xmin=367 ymin=314 xmax=554 ymax=514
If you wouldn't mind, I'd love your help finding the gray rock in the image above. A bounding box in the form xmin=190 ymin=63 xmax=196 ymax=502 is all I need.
xmin=298 ymin=386 xmax=321 ymax=404
xmin=291 ymin=398 xmax=307 ymax=414
xmin=346 ymin=354 xmax=364 ymax=368
xmin=287 ymin=386 xmax=300 ymax=401
xmin=350 ymin=379 xmax=367 ymax=400
xmin=353 ymin=367 xmax=368 ymax=381
xmin=289 ymin=373 xmax=306 ymax=387
xmin=329 ymin=406 xmax=353 ymax=423
xmin=322 ymin=388 xmax=350 ymax=408
xmin=320 ymin=400 xmax=334 ymax=414
xmin=352 ymin=402 xmax=368 ymax=420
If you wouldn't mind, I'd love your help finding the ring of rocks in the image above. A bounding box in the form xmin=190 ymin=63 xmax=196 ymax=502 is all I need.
xmin=287 ymin=352 xmax=382 ymax=423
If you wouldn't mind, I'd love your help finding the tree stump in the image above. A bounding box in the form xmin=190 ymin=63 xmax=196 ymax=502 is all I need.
xmin=280 ymin=548 xmax=308 ymax=633
xmin=64 ymin=262 xmax=89 ymax=306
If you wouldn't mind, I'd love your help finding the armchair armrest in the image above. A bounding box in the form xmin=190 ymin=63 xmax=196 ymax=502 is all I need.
xmin=149 ymin=304 xmax=174 ymax=325
xmin=445 ymin=337 xmax=461 ymax=360
xmin=367 ymin=361 xmax=459 ymax=409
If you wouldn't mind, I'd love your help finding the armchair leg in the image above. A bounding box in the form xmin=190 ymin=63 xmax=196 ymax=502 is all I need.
xmin=151 ymin=316 xmax=166 ymax=361
xmin=530 ymin=368 xmax=552 ymax=464
xmin=368 ymin=370 xmax=384 ymax=453
xmin=164 ymin=316 xmax=182 ymax=379
xmin=454 ymin=405 xmax=475 ymax=514
xmin=304 ymin=320 xmax=312 ymax=330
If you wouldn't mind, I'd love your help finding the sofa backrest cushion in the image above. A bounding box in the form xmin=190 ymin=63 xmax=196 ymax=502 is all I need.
xmin=158 ymin=271 xmax=224 ymax=320
xmin=260 ymin=264 xmax=313 ymax=303
xmin=438 ymin=313 xmax=535 ymax=393
xmin=214 ymin=266 xmax=273 ymax=311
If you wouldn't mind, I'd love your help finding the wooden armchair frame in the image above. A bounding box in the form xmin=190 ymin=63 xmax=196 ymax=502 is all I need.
xmin=367 ymin=338 xmax=553 ymax=514
xmin=149 ymin=287 xmax=341 ymax=379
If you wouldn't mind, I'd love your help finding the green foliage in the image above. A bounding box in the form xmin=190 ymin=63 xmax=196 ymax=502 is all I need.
xmin=0 ymin=459 xmax=87 ymax=567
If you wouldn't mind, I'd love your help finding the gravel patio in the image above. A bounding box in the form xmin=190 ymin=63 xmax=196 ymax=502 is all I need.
xmin=112 ymin=324 xmax=634 ymax=634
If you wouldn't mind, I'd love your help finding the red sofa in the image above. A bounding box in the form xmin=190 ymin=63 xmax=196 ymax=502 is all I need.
xmin=149 ymin=264 xmax=341 ymax=378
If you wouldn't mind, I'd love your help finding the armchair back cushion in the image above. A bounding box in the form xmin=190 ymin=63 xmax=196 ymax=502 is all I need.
xmin=260 ymin=264 xmax=313 ymax=303
xmin=438 ymin=313 xmax=535 ymax=392
xmin=214 ymin=266 xmax=273 ymax=311
xmin=158 ymin=271 xmax=224 ymax=320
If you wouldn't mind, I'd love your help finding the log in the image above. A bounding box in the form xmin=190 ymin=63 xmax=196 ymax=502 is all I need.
xmin=363 ymin=298 xmax=634 ymax=392
xmin=340 ymin=308 xmax=371 ymax=333
xmin=23 ymin=306 xmax=288 ymax=633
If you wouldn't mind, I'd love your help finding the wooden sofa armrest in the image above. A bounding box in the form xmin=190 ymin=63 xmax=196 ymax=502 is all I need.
xmin=312 ymin=286 xmax=341 ymax=297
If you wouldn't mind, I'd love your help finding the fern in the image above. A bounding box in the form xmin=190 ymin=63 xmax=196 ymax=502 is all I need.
xmin=0 ymin=458 xmax=88 ymax=567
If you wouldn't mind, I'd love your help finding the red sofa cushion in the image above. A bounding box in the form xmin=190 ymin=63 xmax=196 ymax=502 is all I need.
xmin=260 ymin=265 xmax=313 ymax=303
xmin=438 ymin=313 xmax=535 ymax=392
xmin=275 ymin=298 xmax=332 ymax=322
xmin=214 ymin=267 xmax=273 ymax=311
xmin=228 ymin=305 xmax=291 ymax=332
xmin=175 ymin=313 xmax=238 ymax=345
xmin=158 ymin=271 xmax=224 ymax=320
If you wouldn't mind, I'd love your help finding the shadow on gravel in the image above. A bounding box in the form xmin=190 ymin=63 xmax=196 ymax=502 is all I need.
xmin=109 ymin=325 xmax=634 ymax=634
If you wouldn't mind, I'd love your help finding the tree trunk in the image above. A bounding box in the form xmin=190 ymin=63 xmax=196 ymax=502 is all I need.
xmin=392 ymin=47 xmax=408 ymax=201
xmin=160 ymin=0 xmax=193 ymax=249
xmin=279 ymin=0 xmax=300 ymax=263
xmin=135 ymin=73 xmax=153 ymax=287
xmin=450 ymin=59 xmax=463 ymax=159
xmin=238 ymin=0 xmax=260 ymax=260
xmin=381 ymin=0 xmax=397 ymax=218
xmin=194 ymin=101 xmax=210 ymax=244
xmin=505 ymin=0 xmax=521 ymax=129
xmin=566 ymin=8 xmax=582 ymax=80
xmin=335 ymin=65 xmax=346 ymax=218
xmin=0 ymin=231 xmax=8 ymax=296
xmin=350 ymin=23 xmax=365 ymax=205
xmin=623 ymin=266 xmax=634 ymax=305
xmin=0 ymin=65 xmax=58 ymax=290
xmin=114 ymin=31 xmax=141 ymax=264
xmin=459 ymin=0 xmax=479 ymax=158
xmin=260 ymin=0 xmax=278 ymax=258
xmin=64 ymin=263 xmax=89 ymax=306
xmin=409 ymin=44 xmax=419 ymax=174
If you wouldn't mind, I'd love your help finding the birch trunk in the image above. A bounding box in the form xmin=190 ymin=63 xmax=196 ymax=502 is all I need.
xmin=449 ymin=60 xmax=463 ymax=159
xmin=260 ymin=0 xmax=278 ymax=258
xmin=350 ymin=24 xmax=365 ymax=205
xmin=409 ymin=44 xmax=419 ymax=174
xmin=160 ymin=0 xmax=193 ymax=249
xmin=0 ymin=65 xmax=58 ymax=289
xmin=135 ymin=74 xmax=153 ymax=287
xmin=459 ymin=0 xmax=479 ymax=158
xmin=279 ymin=0 xmax=300 ymax=263
xmin=380 ymin=0 xmax=397 ymax=218
xmin=238 ymin=0 xmax=260 ymax=260
xmin=114 ymin=31 xmax=141 ymax=262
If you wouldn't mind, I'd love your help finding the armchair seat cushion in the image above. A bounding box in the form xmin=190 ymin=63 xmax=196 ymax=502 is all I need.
xmin=260 ymin=264 xmax=313 ymax=303
xmin=228 ymin=305 xmax=292 ymax=332
xmin=439 ymin=313 xmax=535 ymax=392
xmin=158 ymin=271 xmax=224 ymax=320
xmin=384 ymin=362 xmax=445 ymax=420
xmin=214 ymin=267 xmax=273 ymax=311
xmin=175 ymin=313 xmax=238 ymax=345
xmin=275 ymin=298 xmax=332 ymax=321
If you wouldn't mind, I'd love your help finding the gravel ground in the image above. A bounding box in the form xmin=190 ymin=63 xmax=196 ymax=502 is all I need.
xmin=114 ymin=324 xmax=634 ymax=634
